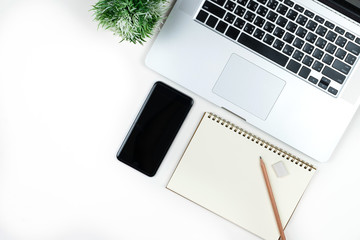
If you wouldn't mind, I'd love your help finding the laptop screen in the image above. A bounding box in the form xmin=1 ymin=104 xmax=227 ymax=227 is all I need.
xmin=317 ymin=0 xmax=360 ymax=23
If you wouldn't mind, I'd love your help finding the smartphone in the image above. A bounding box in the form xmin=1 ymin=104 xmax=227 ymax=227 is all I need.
xmin=116 ymin=81 xmax=193 ymax=177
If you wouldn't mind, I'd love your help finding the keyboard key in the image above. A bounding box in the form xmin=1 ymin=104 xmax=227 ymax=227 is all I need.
xmin=244 ymin=23 xmax=256 ymax=34
xmin=335 ymin=26 xmax=345 ymax=35
xmin=306 ymin=20 xmax=317 ymax=31
xmin=196 ymin=10 xmax=209 ymax=22
xmin=295 ymin=27 xmax=307 ymax=38
xmin=308 ymin=76 xmax=319 ymax=84
xmin=286 ymin=59 xmax=301 ymax=73
xmin=253 ymin=28 xmax=265 ymax=40
xmin=276 ymin=16 xmax=288 ymax=27
xmin=225 ymin=0 xmax=237 ymax=11
xmin=283 ymin=32 xmax=295 ymax=43
xmin=286 ymin=21 xmax=298 ymax=33
xmin=296 ymin=15 xmax=308 ymax=26
xmin=273 ymin=39 xmax=285 ymax=50
xmin=356 ymin=37 xmax=360 ymax=45
xmin=203 ymin=1 xmax=226 ymax=18
xmin=299 ymin=66 xmax=311 ymax=79
xmin=292 ymin=50 xmax=304 ymax=61
xmin=244 ymin=11 xmax=256 ymax=22
xmin=284 ymin=0 xmax=294 ymax=7
xmin=322 ymin=66 xmax=346 ymax=84
xmin=263 ymin=34 xmax=275 ymax=45
xmin=247 ymin=0 xmax=259 ymax=11
xmin=318 ymin=77 xmax=330 ymax=90
xmin=294 ymin=4 xmax=304 ymax=13
xmin=206 ymin=15 xmax=218 ymax=28
xmin=286 ymin=9 xmax=298 ymax=21
xmin=283 ymin=44 xmax=294 ymax=56
xmin=273 ymin=27 xmax=285 ymax=38
xmin=325 ymin=43 xmax=337 ymax=54
xmin=225 ymin=26 xmax=241 ymax=40
xmin=237 ymin=0 xmax=249 ymax=6
xmin=276 ymin=4 xmax=288 ymax=15
xmin=302 ymin=55 xmax=314 ymax=66
xmin=225 ymin=12 xmax=236 ymax=23
xmin=266 ymin=10 xmax=278 ymax=22
xmin=256 ymin=0 xmax=267 ymax=4
xmin=257 ymin=5 xmax=268 ymax=16
xmin=322 ymin=54 xmax=334 ymax=65
xmin=335 ymin=36 xmax=347 ymax=47
xmin=335 ymin=48 xmax=346 ymax=60
xmin=304 ymin=10 xmax=314 ymax=18
xmin=313 ymin=48 xmax=324 ymax=59
xmin=328 ymin=87 xmax=338 ymax=95
xmin=254 ymin=16 xmax=266 ymax=27
xmin=216 ymin=20 xmax=228 ymax=33
xmin=314 ymin=15 xmax=325 ymax=24
xmin=235 ymin=5 xmax=246 ymax=17
xmin=315 ymin=37 xmax=327 ymax=49
xmin=324 ymin=21 xmax=335 ymax=29
xmin=316 ymin=25 xmax=327 ymax=37
xmin=303 ymin=43 xmax=314 ymax=54
xmin=294 ymin=4 xmax=305 ymax=13
xmin=312 ymin=60 xmax=324 ymax=72
xmin=345 ymin=42 xmax=360 ymax=56
xmin=345 ymin=32 xmax=355 ymax=41
xmin=211 ymin=0 xmax=227 ymax=6
xmin=267 ymin=0 xmax=279 ymax=10
xmin=325 ymin=31 xmax=337 ymax=42
xmin=234 ymin=18 xmax=246 ymax=29
xmin=332 ymin=59 xmax=351 ymax=74
xmin=264 ymin=21 xmax=275 ymax=33
xmin=293 ymin=38 xmax=304 ymax=49
xmin=238 ymin=33 xmax=289 ymax=66
xmin=306 ymin=32 xmax=317 ymax=43
xmin=345 ymin=53 xmax=356 ymax=65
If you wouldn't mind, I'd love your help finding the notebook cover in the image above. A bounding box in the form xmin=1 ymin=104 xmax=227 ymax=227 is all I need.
xmin=167 ymin=112 xmax=316 ymax=240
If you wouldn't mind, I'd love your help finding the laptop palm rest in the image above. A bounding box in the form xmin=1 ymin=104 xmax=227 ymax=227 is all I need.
xmin=213 ymin=54 xmax=286 ymax=120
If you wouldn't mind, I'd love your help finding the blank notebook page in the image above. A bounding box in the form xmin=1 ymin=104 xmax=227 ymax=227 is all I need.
xmin=167 ymin=112 xmax=316 ymax=240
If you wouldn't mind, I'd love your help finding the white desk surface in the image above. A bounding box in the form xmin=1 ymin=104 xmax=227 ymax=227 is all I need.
xmin=1 ymin=1 xmax=360 ymax=239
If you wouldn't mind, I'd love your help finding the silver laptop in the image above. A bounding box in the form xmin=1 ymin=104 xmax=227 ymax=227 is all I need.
xmin=146 ymin=0 xmax=360 ymax=162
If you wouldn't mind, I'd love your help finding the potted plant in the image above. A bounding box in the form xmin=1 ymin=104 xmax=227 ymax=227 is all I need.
xmin=92 ymin=0 xmax=169 ymax=44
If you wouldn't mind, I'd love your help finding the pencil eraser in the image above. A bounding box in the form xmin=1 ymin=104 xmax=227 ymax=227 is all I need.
xmin=272 ymin=161 xmax=289 ymax=177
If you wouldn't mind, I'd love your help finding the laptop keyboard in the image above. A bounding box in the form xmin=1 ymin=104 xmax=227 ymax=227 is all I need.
xmin=195 ymin=0 xmax=360 ymax=97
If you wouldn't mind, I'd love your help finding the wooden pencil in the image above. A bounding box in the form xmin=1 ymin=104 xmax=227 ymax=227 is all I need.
xmin=260 ymin=156 xmax=286 ymax=240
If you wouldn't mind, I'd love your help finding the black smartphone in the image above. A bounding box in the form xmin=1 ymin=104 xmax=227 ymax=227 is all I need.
xmin=116 ymin=81 xmax=193 ymax=177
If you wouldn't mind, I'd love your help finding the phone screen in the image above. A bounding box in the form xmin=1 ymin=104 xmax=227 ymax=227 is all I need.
xmin=116 ymin=82 xmax=193 ymax=177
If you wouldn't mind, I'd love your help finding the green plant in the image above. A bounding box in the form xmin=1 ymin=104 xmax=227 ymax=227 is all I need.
xmin=92 ymin=0 xmax=169 ymax=44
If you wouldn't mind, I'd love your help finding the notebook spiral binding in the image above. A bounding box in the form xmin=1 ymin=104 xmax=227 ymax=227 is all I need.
xmin=208 ymin=113 xmax=316 ymax=172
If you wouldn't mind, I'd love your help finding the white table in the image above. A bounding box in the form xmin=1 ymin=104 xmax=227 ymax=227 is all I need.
xmin=1 ymin=1 xmax=359 ymax=239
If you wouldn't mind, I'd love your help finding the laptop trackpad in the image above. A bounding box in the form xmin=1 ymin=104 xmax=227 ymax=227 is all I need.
xmin=213 ymin=54 xmax=286 ymax=120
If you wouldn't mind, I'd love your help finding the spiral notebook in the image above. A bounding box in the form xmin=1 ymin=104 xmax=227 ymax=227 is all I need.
xmin=167 ymin=112 xmax=316 ymax=240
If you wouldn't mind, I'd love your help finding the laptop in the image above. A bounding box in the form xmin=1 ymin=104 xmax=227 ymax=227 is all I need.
xmin=146 ymin=0 xmax=360 ymax=162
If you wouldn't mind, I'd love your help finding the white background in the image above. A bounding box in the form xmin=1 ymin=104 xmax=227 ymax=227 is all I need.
xmin=1 ymin=0 xmax=360 ymax=239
